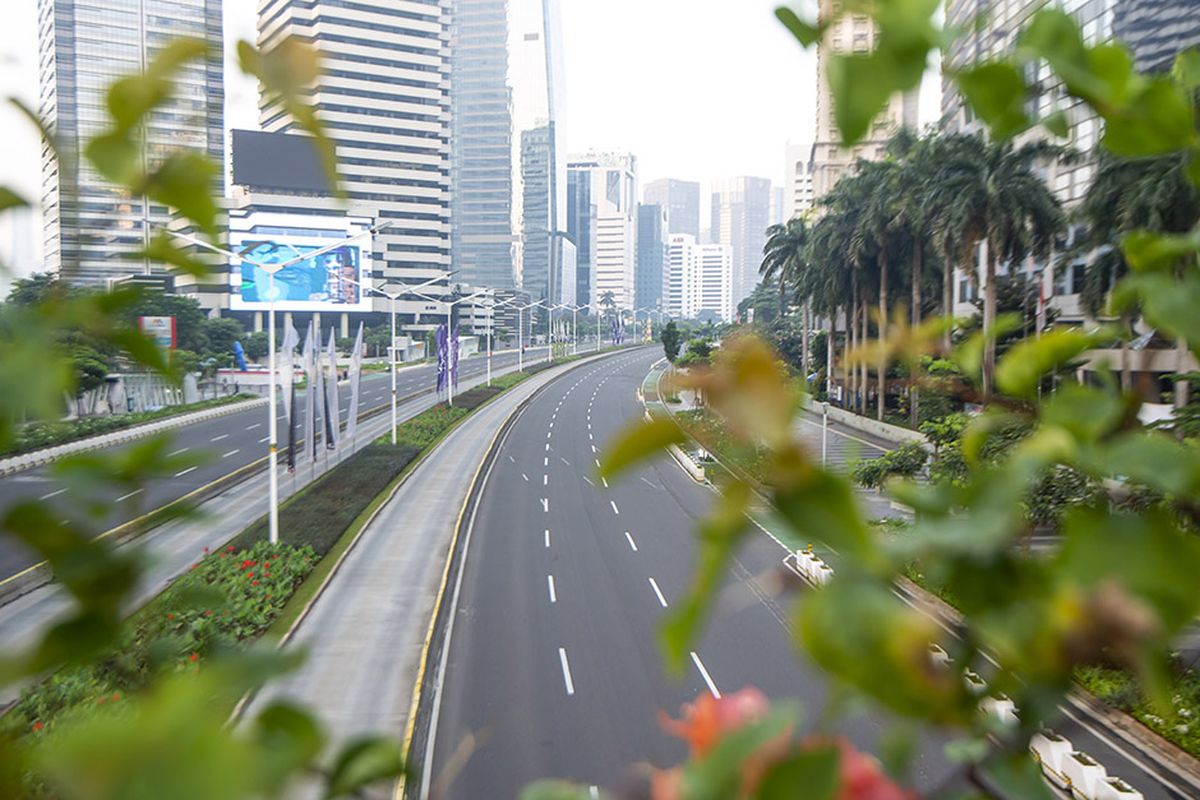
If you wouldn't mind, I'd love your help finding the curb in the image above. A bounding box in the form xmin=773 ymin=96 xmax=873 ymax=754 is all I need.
xmin=0 ymin=397 xmax=263 ymax=477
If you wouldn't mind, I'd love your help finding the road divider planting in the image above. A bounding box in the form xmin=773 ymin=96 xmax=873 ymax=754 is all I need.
xmin=2 ymin=354 xmax=608 ymax=746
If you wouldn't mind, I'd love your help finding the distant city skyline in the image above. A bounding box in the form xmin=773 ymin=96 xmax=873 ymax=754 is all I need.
xmin=0 ymin=1 xmax=941 ymax=284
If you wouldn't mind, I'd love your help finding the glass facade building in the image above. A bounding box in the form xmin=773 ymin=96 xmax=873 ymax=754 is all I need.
xmin=1113 ymin=0 xmax=1200 ymax=75
xmin=37 ymin=0 xmax=224 ymax=285
xmin=566 ymin=165 xmax=594 ymax=308
xmin=450 ymin=0 xmax=515 ymax=289
xmin=635 ymin=203 xmax=666 ymax=310
xmin=643 ymin=178 xmax=700 ymax=240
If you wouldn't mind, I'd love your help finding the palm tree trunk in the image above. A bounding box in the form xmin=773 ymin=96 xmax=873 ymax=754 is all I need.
xmin=802 ymin=299 xmax=811 ymax=382
xmin=1176 ymin=337 xmax=1191 ymax=409
xmin=842 ymin=304 xmax=851 ymax=409
xmin=983 ymin=244 xmax=998 ymax=397
xmin=848 ymin=300 xmax=857 ymax=411
xmin=860 ymin=289 xmax=869 ymax=416
xmin=942 ymin=248 xmax=954 ymax=353
xmin=878 ymin=253 xmax=888 ymax=422
xmin=911 ymin=243 xmax=923 ymax=427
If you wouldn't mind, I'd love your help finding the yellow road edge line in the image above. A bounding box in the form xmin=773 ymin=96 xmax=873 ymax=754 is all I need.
xmin=393 ymin=348 xmax=632 ymax=799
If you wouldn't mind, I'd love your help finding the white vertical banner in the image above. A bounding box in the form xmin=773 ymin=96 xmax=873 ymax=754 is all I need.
xmin=278 ymin=324 xmax=300 ymax=419
xmin=303 ymin=323 xmax=317 ymax=462
xmin=345 ymin=322 xmax=364 ymax=445
xmin=325 ymin=329 xmax=340 ymax=451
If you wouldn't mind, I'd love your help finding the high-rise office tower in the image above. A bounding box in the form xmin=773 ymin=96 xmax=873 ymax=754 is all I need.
xmin=710 ymin=177 xmax=772 ymax=308
xmin=567 ymin=152 xmax=637 ymax=311
xmin=1113 ymin=0 xmax=1200 ymax=74
xmin=510 ymin=0 xmax=567 ymax=304
xmin=697 ymin=243 xmax=733 ymax=322
xmin=643 ymin=178 xmax=700 ymax=239
xmin=636 ymin=203 xmax=667 ymax=311
xmin=665 ymin=234 xmax=700 ymax=319
xmin=811 ymin=0 xmax=918 ymax=202
xmin=567 ymin=165 xmax=595 ymax=308
xmin=785 ymin=142 xmax=815 ymax=220
xmin=37 ymin=0 xmax=224 ymax=285
xmin=258 ymin=0 xmax=452 ymax=303
xmin=450 ymin=0 xmax=515 ymax=289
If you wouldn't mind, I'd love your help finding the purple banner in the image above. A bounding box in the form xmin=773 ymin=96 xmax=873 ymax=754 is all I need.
xmin=435 ymin=323 xmax=448 ymax=394
xmin=450 ymin=324 xmax=459 ymax=388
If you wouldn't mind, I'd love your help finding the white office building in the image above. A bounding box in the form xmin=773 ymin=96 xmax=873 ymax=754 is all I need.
xmin=665 ymin=234 xmax=699 ymax=319
xmin=697 ymin=243 xmax=733 ymax=322
xmin=785 ymin=142 xmax=815 ymax=220
xmin=710 ymin=177 xmax=773 ymax=309
xmin=256 ymin=0 xmax=452 ymax=310
xmin=567 ymin=151 xmax=637 ymax=311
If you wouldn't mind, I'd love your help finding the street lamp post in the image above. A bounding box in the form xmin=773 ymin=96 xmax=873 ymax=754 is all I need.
xmin=819 ymin=400 xmax=829 ymax=468
xmin=413 ymin=287 xmax=489 ymax=406
xmin=338 ymin=272 xmax=449 ymax=445
xmin=165 ymin=222 xmax=388 ymax=545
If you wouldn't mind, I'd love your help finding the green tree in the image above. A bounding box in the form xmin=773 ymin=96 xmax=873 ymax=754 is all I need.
xmin=661 ymin=320 xmax=683 ymax=363
xmin=199 ymin=317 xmax=245 ymax=364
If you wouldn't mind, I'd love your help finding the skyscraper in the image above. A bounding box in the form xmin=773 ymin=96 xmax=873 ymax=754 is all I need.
xmin=567 ymin=166 xmax=595 ymax=308
xmin=568 ymin=152 xmax=637 ymax=311
xmin=697 ymin=243 xmax=733 ymax=322
xmin=510 ymin=0 xmax=567 ymax=305
xmin=643 ymin=178 xmax=700 ymax=239
xmin=636 ymin=204 xmax=667 ymax=310
xmin=1114 ymin=0 xmax=1200 ymax=74
xmin=450 ymin=0 xmax=515 ymax=289
xmin=37 ymin=0 xmax=224 ymax=285
xmin=785 ymin=142 xmax=815 ymax=221
xmin=710 ymin=177 xmax=772 ymax=308
xmin=811 ymin=0 xmax=918 ymax=201
xmin=257 ymin=0 xmax=452 ymax=303
xmin=665 ymin=234 xmax=700 ymax=319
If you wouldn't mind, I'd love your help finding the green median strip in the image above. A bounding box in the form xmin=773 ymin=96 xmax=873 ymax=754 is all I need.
xmin=4 ymin=352 xmax=615 ymax=743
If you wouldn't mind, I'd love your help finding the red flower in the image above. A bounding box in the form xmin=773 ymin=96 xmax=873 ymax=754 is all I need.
xmin=111 ymin=692 xmax=120 ymax=702
xmin=659 ymin=687 xmax=770 ymax=758
xmin=191 ymin=563 xmax=198 ymax=570
xmin=32 ymin=721 xmax=43 ymax=733
xmin=204 ymin=609 xmax=213 ymax=617
xmin=226 ymin=545 xmax=235 ymax=552
xmin=166 ymin=613 xmax=174 ymax=620
xmin=246 ymin=571 xmax=255 ymax=579
xmin=203 ymin=547 xmax=209 ymax=554
xmin=252 ymin=580 xmax=260 ymax=586
xmin=189 ymin=653 xmax=198 ymax=663
xmin=241 ymin=559 xmax=255 ymax=569
xmin=264 ymin=561 xmax=270 ymax=568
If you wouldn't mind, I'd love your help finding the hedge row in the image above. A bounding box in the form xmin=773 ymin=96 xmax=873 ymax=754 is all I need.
xmin=5 ymin=393 xmax=255 ymax=458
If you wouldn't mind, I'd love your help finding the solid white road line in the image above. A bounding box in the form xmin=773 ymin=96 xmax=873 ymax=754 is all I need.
xmin=39 ymin=488 xmax=66 ymax=501
xmin=210 ymin=434 xmax=229 ymax=442
xmin=691 ymin=652 xmax=721 ymax=699
xmin=547 ymin=575 xmax=557 ymax=603
xmin=222 ymin=449 xmax=240 ymax=458
xmin=115 ymin=488 xmax=142 ymax=503
xmin=610 ymin=500 xmax=620 ymax=515
xmin=625 ymin=531 xmax=638 ymax=551
xmin=174 ymin=466 xmax=198 ymax=478
xmin=559 ymin=647 xmax=575 ymax=696
xmin=649 ymin=577 xmax=668 ymax=608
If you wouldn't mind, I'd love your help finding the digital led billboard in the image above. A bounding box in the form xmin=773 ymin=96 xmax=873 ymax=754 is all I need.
xmin=229 ymin=232 xmax=373 ymax=312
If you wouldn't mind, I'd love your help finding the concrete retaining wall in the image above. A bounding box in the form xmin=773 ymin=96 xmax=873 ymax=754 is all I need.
xmin=821 ymin=404 xmax=928 ymax=447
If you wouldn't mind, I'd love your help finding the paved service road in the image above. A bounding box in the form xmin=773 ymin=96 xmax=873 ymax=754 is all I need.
xmin=424 ymin=349 xmax=957 ymax=798
xmin=0 ymin=347 xmax=549 ymax=580
xmin=424 ymin=350 xmax=1197 ymax=800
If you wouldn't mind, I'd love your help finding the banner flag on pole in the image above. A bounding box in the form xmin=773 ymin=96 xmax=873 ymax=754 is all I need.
xmin=316 ymin=333 xmax=329 ymax=455
xmin=303 ymin=323 xmax=317 ymax=462
xmin=451 ymin=324 xmax=459 ymax=388
xmin=435 ymin=323 xmax=448 ymax=395
xmin=324 ymin=329 xmax=340 ymax=451
xmin=345 ymin=322 xmax=364 ymax=445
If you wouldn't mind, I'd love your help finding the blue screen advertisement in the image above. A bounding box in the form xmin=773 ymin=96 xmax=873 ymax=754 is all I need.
xmin=231 ymin=237 xmax=370 ymax=310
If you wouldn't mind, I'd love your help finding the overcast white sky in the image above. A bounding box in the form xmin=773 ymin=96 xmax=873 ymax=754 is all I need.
xmin=0 ymin=1 xmax=939 ymax=278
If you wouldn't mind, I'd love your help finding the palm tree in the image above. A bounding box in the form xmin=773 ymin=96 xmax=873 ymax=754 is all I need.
xmin=930 ymin=136 xmax=1066 ymax=395
xmin=805 ymin=211 xmax=857 ymax=407
xmin=1079 ymin=150 xmax=1200 ymax=402
xmin=761 ymin=217 xmax=811 ymax=371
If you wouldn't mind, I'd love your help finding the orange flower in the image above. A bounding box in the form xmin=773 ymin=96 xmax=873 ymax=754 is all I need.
xmin=110 ymin=692 xmax=120 ymax=702
xmin=31 ymin=721 xmax=43 ymax=733
xmin=189 ymin=653 xmax=198 ymax=663
xmin=659 ymin=687 xmax=770 ymax=758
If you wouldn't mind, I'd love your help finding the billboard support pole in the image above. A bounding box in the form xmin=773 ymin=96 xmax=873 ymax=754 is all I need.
xmin=390 ymin=296 xmax=398 ymax=445
xmin=267 ymin=274 xmax=280 ymax=546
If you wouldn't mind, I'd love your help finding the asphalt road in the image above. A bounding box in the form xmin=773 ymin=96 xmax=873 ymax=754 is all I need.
xmin=424 ymin=350 xmax=1198 ymax=799
xmin=0 ymin=347 xmax=550 ymax=580
xmin=424 ymin=350 xmax=958 ymax=798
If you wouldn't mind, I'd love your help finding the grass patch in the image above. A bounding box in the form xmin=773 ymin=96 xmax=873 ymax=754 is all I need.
xmin=5 ymin=394 xmax=256 ymax=458
xmin=1076 ymin=664 xmax=1200 ymax=758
